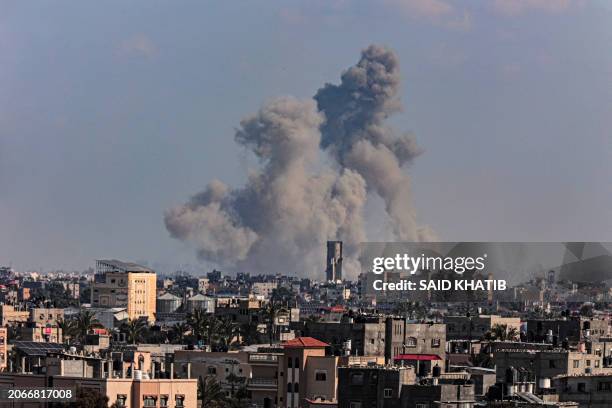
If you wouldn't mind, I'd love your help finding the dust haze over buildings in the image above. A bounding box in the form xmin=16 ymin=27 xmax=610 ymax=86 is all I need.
xmin=164 ymin=45 xmax=433 ymax=278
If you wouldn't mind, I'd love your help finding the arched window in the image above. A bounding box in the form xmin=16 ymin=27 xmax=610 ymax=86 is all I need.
xmin=287 ymin=383 xmax=293 ymax=392
xmin=288 ymin=358 xmax=293 ymax=368
xmin=294 ymin=357 xmax=299 ymax=368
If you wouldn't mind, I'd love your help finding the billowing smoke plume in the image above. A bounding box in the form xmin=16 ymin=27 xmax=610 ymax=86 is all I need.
xmin=165 ymin=45 xmax=433 ymax=277
xmin=315 ymin=45 xmax=433 ymax=241
xmin=165 ymin=97 xmax=367 ymax=276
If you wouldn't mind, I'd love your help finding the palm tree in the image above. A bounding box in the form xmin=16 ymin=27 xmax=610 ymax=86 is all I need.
xmin=75 ymin=310 xmax=101 ymax=343
xmin=198 ymin=375 xmax=227 ymax=408
xmin=238 ymin=322 xmax=260 ymax=345
xmin=206 ymin=316 xmax=222 ymax=350
xmin=260 ymin=301 xmax=287 ymax=346
xmin=187 ymin=308 xmax=210 ymax=343
xmin=170 ymin=322 xmax=190 ymax=344
xmin=121 ymin=318 xmax=148 ymax=345
xmin=218 ymin=318 xmax=238 ymax=350
xmin=57 ymin=318 xmax=77 ymax=344
xmin=484 ymin=324 xmax=519 ymax=341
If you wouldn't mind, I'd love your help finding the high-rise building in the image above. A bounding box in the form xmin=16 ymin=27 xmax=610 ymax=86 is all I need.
xmin=325 ymin=241 xmax=343 ymax=282
xmin=91 ymin=260 xmax=157 ymax=322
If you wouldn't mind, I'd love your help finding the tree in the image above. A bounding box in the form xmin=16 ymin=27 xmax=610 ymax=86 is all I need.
xmin=469 ymin=352 xmax=495 ymax=369
xmin=187 ymin=308 xmax=210 ymax=342
xmin=238 ymin=322 xmax=260 ymax=345
xmin=121 ymin=318 xmax=148 ymax=344
xmin=260 ymin=301 xmax=287 ymax=346
xmin=217 ymin=317 xmax=238 ymax=351
xmin=75 ymin=310 xmax=102 ymax=343
xmin=57 ymin=317 xmax=78 ymax=344
xmin=484 ymin=324 xmax=519 ymax=341
xmin=198 ymin=375 xmax=228 ymax=408
xmin=170 ymin=322 xmax=190 ymax=344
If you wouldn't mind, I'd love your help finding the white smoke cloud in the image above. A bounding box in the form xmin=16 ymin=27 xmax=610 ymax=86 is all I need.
xmin=165 ymin=45 xmax=433 ymax=278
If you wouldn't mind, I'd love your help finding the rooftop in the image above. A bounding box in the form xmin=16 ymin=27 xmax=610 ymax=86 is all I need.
xmin=96 ymin=259 xmax=154 ymax=273
xmin=283 ymin=337 xmax=329 ymax=348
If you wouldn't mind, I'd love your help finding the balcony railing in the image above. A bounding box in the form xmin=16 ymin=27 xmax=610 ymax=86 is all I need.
xmin=249 ymin=354 xmax=279 ymax=363
xmin=247 ymin=378 xmax=278 ymax=389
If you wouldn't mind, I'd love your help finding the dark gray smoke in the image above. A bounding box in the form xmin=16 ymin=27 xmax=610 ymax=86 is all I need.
xmin=165 ymin=45 xmax=432 ymax=277
xmin=315 ymin=44 xmax=433 ymax=241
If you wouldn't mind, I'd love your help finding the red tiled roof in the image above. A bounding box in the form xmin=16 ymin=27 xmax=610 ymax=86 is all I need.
xmin=283 ymin=337 xmax=329 ymax=348
xmin=394 ymin=354 xmax=442 ymax=361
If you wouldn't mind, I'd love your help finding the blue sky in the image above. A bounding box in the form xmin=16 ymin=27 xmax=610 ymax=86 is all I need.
xmin=1 ymin=0 xmax=611 ymax=272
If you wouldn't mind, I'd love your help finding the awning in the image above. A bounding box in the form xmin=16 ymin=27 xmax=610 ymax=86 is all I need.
xmin=394 ymin=354 xmax=442 ymax=361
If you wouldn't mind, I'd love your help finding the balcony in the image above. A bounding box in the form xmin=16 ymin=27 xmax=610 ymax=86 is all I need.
xmin=249 ymin=354 xmax=279 ymax=364
xmin=247 ymin=378 xmax=278 ymax=390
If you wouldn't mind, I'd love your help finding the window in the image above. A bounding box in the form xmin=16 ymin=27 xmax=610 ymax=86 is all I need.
xmin=573 ymin=360 xmax=580 ymax=368
xmin=294 ymin=383 xmax=299 ymax=392
xmin=143 ymin=396 xmax=156 ymax=407
xmin=288 ymin=358 xmax=293 ymax=368
xmin=115 ymin=395 xmax=127 ymax=407
xmin=294 ymin=357 xmax=299 ymax=368
xmin=431 ymin=338 xmax=441 ymax=347
xmin=175 ymin=395 xmax=185 ymax=407
xmin=160 ymin=395 xmax=168 ymax=407
xmin=587 ymin=360 xmax=591 ymax=367
xmin=351 ymin=372 xmax=364 ymax=385
xmin=315 ymin=371 xmax=327 ymax=381
xmin=288 ymin=383 xmax=293 ymax=392
xmin=406 ymin=337 xmax=417 ymax=347
xmin=384 ymin=388 xmax=393 ymax=398
xmin=596 ymin=360 xmax=601 ymax=368
xmin=208 ymin=366 xmax=217 ymax=374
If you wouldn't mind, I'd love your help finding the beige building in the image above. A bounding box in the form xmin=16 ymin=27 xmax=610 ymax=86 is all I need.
xmin=174 ymin=350 xmax=250 ymax=397
xmin=0 ymin=327 xmax=6 ymax=371
xmin=0 ymin=305 xmax=29 ymax=326
xmin=91 ymin=260 xmax=157 ymax=321
xmin=0 ymin=372 xmax=197 ymax=408
xmin=278 ymin=337 xmax=337 ymax=408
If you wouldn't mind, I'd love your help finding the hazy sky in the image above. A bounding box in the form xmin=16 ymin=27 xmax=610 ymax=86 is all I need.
xmin=1 ymin=0 xmax=612 ymax=273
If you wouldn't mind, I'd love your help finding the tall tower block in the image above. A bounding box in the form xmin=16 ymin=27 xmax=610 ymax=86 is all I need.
xmin=325 ymin=241 xmax=343 ymax=282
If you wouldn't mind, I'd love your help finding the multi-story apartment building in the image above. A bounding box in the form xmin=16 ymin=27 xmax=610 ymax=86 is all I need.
xmin=338 ymin=365 xmax=415 ymax=408
xmin=173 ymin=350 xmax=250 ymax=397
xmin=0 ymin=305 xmax=29 ymax=326
xmin=91 ymin=260 xmax=156 ymax=321
xmin=252 ymin=282 xmax=279 ymax=298
xmin=553 ymin=373 xmax=612 ymax=408
xmin=0 ymin=372 xmax=197 ymax=408
xmin=526 ymin=317 xmax=609 ymax=344
xmin=494 ymin=349 xmax=612 ymax=393
xmin=248 ymin=349 xmax=283 ymax=408
xmin=305 ymin=317 xmax=445 ymax=364
xmin=445 ymin=315 xmax=521 ymax=341
xmin=277 ymin=337 xmax=337 ymax=408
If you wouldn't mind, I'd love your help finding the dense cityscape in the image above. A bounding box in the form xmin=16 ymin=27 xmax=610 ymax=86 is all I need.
xmin=0 ymin=242 xmax=611 ymax=407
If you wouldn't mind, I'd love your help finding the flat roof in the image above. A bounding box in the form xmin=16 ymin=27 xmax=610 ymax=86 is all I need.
xmin=97 ymin=259 xmax=154 ymax=273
